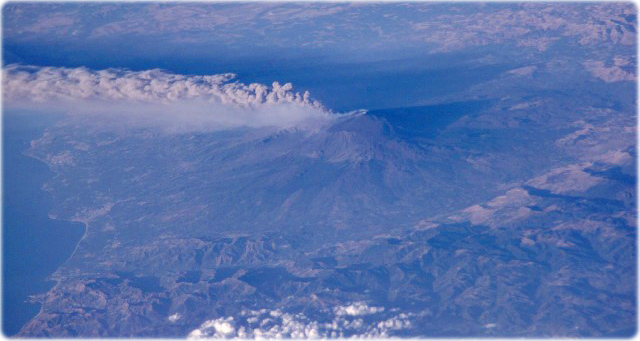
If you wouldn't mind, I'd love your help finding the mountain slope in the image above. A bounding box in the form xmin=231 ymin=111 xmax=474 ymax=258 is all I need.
xmin=16 ymin=88 xmax=636 ymax=337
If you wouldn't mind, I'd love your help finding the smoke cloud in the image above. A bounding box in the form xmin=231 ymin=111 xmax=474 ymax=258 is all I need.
xmin=3 ymin=64 xmax=340 ymax=132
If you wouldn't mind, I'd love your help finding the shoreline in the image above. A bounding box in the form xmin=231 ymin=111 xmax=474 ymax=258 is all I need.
xmin=3 ymin=116 xmax=86 ymax=336
xmin=15 ymin=221 xmax=89 ymax=337
xmin=23 ymin=132 xmax=91 ymax=281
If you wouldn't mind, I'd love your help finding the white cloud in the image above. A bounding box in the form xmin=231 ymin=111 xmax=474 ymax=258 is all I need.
xmin=188 ymin=317 xmax=236 ymax=338
xmin=334 ymin=302 xmax=384 ymax=316
xmin=2 ymin=64 xmax=347 ymax=132
xmin=168 ymin=313 xmax=182 ymax=323
xmin=188 ymin=304 xmax=413 ymax=339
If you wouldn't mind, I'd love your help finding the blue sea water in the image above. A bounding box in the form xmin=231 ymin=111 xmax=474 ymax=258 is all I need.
xmin=2 ymin=112 xmax=85 ymax=336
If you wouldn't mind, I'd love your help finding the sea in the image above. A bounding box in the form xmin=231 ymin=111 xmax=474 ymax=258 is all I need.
xmin=2 ymin=112 xmax=85 ymax=336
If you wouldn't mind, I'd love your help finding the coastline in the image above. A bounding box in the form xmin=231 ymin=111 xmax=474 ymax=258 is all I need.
xmin=2 ymin=113 xmax=85 ymax=336
xmin=15 ymin=221 xmax=89 ymax=337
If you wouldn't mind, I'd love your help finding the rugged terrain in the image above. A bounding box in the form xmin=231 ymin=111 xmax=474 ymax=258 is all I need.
xmin=18 ymin=84 xmax=637 ymax=337
xmin=3 ymin=2 xmax=636 ymax=338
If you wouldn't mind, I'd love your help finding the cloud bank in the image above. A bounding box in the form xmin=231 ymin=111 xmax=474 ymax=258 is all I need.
xmin=3 ymin=64 xmax=337 ymax=132
xmin=187 ymin=303 xmax=414 ymax=339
